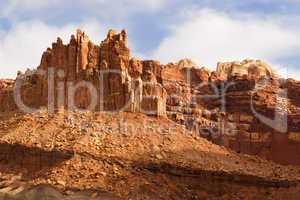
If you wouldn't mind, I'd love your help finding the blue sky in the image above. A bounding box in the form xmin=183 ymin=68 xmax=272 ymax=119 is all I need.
xmin=0 ymin=0 xmax=300 ymax=78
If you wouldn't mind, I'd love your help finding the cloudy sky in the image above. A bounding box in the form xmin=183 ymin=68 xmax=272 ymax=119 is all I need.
xmin=0 ymin=0 xmax=300 ymax=79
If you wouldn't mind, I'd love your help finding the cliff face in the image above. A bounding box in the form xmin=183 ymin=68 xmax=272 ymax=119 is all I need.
xmin=1 ymin=29 xmax=300 ymax=165
xmin=216 ymin=59 xmax=274 ymax=80
xmin=1 ymin=29 xmax=167 ymax=115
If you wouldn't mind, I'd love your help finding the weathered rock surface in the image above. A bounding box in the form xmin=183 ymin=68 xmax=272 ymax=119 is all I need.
xmin=0 ymin=29 xmax=300 ymax=166
xmin=0 ymin=29 xmax=167 ymax=116
xmin=0 ymin=112 xmax=300 ymax=200
xmin=217 ymin=59 xmax=274 ymax=80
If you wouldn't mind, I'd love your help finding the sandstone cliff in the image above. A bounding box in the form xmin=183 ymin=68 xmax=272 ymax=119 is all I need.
xmin=1 ymin=29 xmax=300 ymax=166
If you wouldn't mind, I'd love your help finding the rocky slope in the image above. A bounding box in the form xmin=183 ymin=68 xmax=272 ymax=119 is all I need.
xmin=1 ymin=29 xmax=299 ymax=165
xmin=0 ymin=29 xmax=300 ymax=199
xmin=0 ymin=111 xmax=299 ymax=199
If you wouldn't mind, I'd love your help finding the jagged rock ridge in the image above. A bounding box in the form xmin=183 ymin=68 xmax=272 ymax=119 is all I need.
xmin=0 ymin=29 xmax=300 ymax=165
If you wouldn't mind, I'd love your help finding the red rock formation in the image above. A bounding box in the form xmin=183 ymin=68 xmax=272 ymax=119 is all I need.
xmin=217 ymin=59 xmax=274 ymax=80
xmin=1 ymin=29 xmax=167 ymax=116
xmin=0 ymin=29 xmax=300 ymax=165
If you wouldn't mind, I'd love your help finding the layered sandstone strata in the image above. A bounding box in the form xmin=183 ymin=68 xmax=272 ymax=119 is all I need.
xmin=216 ymin=59 xmax=274 ymax=80
xmin=1 ymin=29 xmax=300 ymax=165
xmin=1 ymin=29 xmax=167 ymax=116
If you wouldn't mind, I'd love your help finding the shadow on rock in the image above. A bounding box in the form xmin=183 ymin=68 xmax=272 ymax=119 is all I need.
xmin=0 ymin=185 xmax=124 ymax=200
xmin=0 ymin=142 xmax=74 ymax=176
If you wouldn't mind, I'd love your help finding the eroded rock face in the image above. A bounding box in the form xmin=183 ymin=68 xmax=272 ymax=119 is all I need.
xmin=217 ymin=59 xmax=274 ymax=80
xmin=177 ymin=58 xmax=198 ymax=68
xmin=0 ymin=29 xmax=300 ymax=165
xmin=1 ymin=29 xmax=167 ymax=116
xmin=0 ymin=80 xmax=14 ymax=90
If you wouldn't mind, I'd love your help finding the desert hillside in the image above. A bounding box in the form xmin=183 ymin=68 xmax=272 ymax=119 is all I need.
xmin=0 ymin=29 xmax=300 ymax=199
xmin=0 ymin=111 xmax=300 ymax=199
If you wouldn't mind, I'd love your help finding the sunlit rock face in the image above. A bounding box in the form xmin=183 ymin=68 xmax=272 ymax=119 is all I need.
xmin=217 ymin=59 xmax=274 ymax=80
xmin=1 ymin=29 xmax=300 ymax=165
xmin=0 ymin=29 xmax=167 ymax=116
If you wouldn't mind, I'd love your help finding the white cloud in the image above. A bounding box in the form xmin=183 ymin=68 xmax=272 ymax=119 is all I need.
xmin=152 ymin=9 xmax=300 ymax=79
xmin=0 ymin=20 xmax=107 ymax=78
xmin=120 ymin=0 xmax=169 ymax=10
xmin=87 ymin=0 xmax=169 ymax=11
xmin=1 ymin=0 xmax=60 ymax=18
xmin=1 ymin=0 xmax=170 ymax=20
